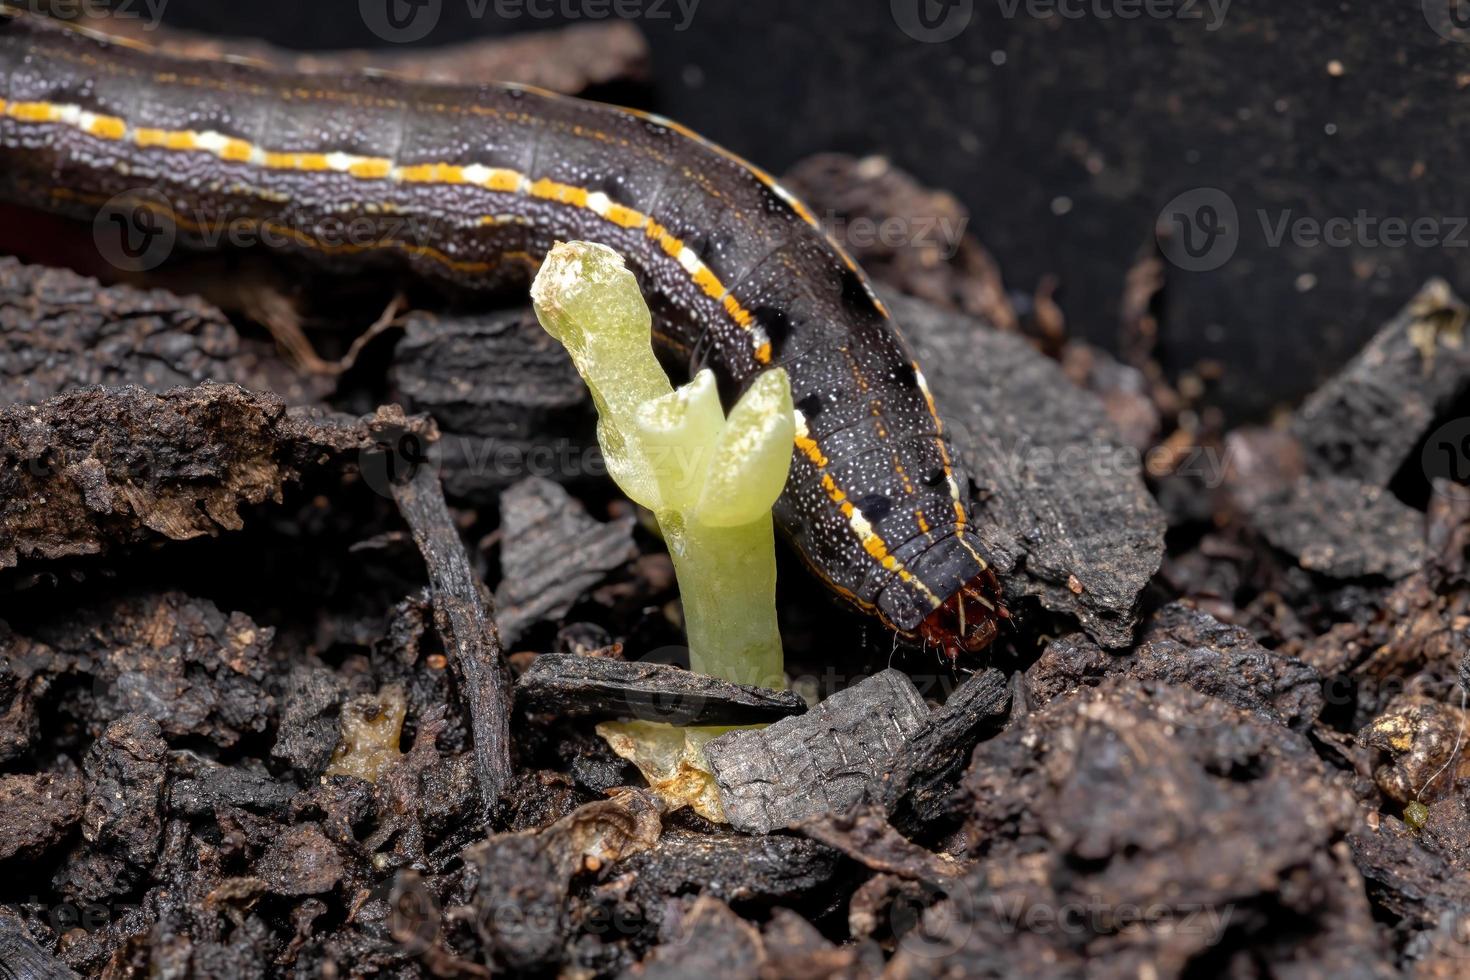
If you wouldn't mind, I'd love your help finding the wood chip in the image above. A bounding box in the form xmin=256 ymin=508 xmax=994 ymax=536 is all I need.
xmin=516 ymin=653 xmax=805 ymax=726
xmin=705 ymin=669 xmax=929 ymax=835
xmin=885 ymin=290 xmax=1167 ymax=647
xmin=1252 ymin=476 xmax=1428 ymax=579
xmin=391 ymin=461 xmax=512 ymax=814
xmin=494 ymin=477 xmax=638 ymax=645
xmin=1292 ymin=278 xmax=1470 ymax=487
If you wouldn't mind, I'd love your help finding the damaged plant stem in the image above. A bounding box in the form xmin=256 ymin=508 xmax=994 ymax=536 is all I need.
xmin=531 ymin=240 xmax=794 ymax=821
xmin=531 ymin=240 xmax=794 ymax=690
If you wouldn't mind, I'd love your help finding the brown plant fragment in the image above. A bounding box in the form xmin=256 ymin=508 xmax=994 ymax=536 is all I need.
xmin=0 ymin=382 xmax=436 ymax=568
xmin=1292 ymin=278 xmax=1470 ymax=487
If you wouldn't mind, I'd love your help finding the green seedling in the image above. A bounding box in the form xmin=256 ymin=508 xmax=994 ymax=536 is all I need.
xmin=531 ymin=240 xmax=793 ymax=689
xmin=531 ymin=240 xmax=795 ymax=821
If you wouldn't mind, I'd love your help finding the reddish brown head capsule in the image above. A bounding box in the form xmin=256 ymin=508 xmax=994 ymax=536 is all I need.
xmin=916 ymin=568 xmax=1008 ymax=663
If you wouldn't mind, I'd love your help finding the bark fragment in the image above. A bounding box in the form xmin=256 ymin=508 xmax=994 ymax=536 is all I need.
xmin=0 ymin=382 xmax=434 ymax=568
xmin=516 ymin=653 xmax=806 ymax=726
xmin=1252 ymin=476 xmax=1428 ymax=580
xmin=390 ymin=460 xmax=512 ymax=815
xmin=0 ymin=911 xmax=79 ymax=980
xmin=705 ymin=670 xmax=930 ymax=834
xmin=1291 ymin=278 xmax=1470 ymax=487
xmin=875 ymin=667 xmax=1010 ymax=834
xmin=885 ymin=290 xmax=1167 ymax=647
xmin=389 ymin=310 xmax=596 ymax=502
xmin=494 ymin=477 xmax=638 ymax=645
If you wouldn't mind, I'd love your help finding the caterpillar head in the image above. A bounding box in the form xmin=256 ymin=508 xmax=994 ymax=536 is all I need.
xmin=916 ymin=567 xmax=1007 ymax=663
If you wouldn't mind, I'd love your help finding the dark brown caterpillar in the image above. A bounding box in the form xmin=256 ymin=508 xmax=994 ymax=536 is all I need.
xmin=0 ymin=8 xmax=1004 ymax=656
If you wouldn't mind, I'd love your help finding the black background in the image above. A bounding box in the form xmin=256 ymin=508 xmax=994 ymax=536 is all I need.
xmin=118 ymin=0 xmax=1470 ymax=423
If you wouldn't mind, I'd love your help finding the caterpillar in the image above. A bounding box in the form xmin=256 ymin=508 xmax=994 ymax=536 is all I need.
xmin=0 ymin=7 xmax=1005 ymax=657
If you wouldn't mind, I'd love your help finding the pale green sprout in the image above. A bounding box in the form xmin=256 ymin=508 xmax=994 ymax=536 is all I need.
xmin=531 ymin=241 xmax=795 ymax=822
xmin=531 ymin=240 xmax=793 ymax=688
